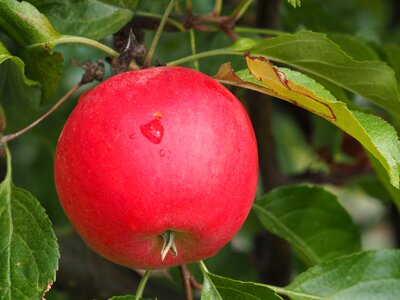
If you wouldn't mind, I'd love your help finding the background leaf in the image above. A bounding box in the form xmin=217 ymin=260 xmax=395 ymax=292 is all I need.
xmin=215 ymin=56 xmax=400 ymax=189
xmin=230 ymin=31 xmax=400 ymax=116
xmin=253 ymin=184 xmax=361 ymax=266
xmin=285 ymin=250 xmax=400 ymax=300
xmin=368 ymin=154 xmax=400 ymax=208
xmin=280 ymin=0 xmax=389 ymax=42
xmin=310 ymin=115 xmax=351 ymax=165
xmin=0 ymin=147 xmax=59 ymax=299
xmin=272 ymin=110 xmax=329 ymax=176
xmin=28 ymin=0 xmax=134 ymax=40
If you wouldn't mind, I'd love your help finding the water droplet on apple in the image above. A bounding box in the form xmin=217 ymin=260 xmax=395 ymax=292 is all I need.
xmin=140 ymin=119 xmax=164 ymax=144
xmin=129 ymin=134 xmax=136 ymax=139
xmin=159 ymin=149 xmax=165 ymax=157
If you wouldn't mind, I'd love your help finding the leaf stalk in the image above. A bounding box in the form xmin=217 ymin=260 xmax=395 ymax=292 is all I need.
xmin=166 ymin=49 xmax=242 ymax=66
xmin=30 ymin=36 xmax=119 ymax=57
xmin=0 ymin=84 xmax=82 ymax=145
xmin=135 ymin=270 xmax=152 ymax=300
xmin=143 ymin=0 xmax=176 ymax=68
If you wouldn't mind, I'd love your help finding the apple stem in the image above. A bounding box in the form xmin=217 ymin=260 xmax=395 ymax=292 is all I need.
xmin=160 ymin=230 xmax=178 ymax=261
xmin=135 ymin=269 xmax=152 ymax=300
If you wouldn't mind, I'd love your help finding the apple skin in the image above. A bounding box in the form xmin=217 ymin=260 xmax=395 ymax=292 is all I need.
xmin=54 ymin=66 xmax=258 ymax=269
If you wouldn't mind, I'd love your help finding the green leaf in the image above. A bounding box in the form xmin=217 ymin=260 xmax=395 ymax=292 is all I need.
xmin=0 ymin=0 xmax=118 ymax=57
xmin=215 ymin=57 xmax=400 ymax=189
xmin=253 ymin=184 xmax=361 ymax=266
xmin=21 ymin=47 xmax=63 ymax=102
xmin=327 ymin=33 xmax=380 ymax=61
xmin=0 ymin=0 xmax=65 ymax=113
xmin=230 ymin=31 xmax=400 ymax=116
xmin=29 ymin=0 xmax=134 ymax=40
xmin=0 ymin=0 xmax=61 ymax=45
xmin=201 ymin=271 xmax=283 ymax=300
xmin=0 ymin=42 xmax=43 ymax=132
xmin=0 ymin=147 xmax=59 ymax=299
xmin=383 ymin=44 xmax=400 ymax=82
xmin=285 ymin=250 xmax=400 ymax=300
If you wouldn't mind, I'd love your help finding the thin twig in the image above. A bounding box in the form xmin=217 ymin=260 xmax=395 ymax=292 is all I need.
xmin=0 ymin=84 xmax=82 ymax=145
xmin=134 ymin=4 xmax=283 ymax=41
xmin=220 ymin=26 xmax=239 ymax=40
xmin=190 ymin=276 xmax=203 ymax=291
xmin=179 ymin=265 xmax=194 ymax=300
xmin=143 ymin=0 xmax=176 ymax=68
xmin=197 ymin=14 xmax=227 ymax=24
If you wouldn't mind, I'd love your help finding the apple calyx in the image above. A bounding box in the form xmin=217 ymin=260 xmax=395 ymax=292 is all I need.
xmin=160 ymin=230 xmax=178 ymax=261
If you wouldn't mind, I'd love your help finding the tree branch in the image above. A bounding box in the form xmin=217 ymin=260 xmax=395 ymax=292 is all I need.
xmin=246 ymin=0 xmax=293 ymax=287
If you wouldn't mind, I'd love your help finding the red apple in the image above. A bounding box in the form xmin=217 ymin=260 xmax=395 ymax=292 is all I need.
xmin=54 ymin=66 xmax=258 ymax=269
